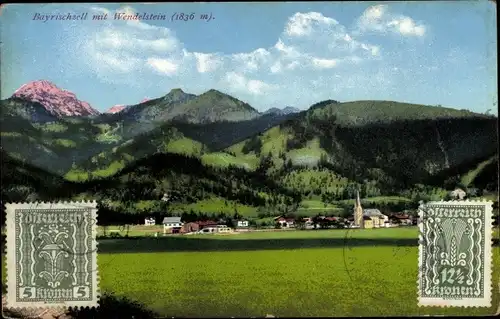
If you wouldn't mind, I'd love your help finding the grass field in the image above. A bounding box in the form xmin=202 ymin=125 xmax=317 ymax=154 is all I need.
xmin=67 ymin=228 xmax=500 ymax=316
xmin=201 ymin=152 xmax=258 ymax=170
xmin=2 ymin=227 xmax=499 ymax=317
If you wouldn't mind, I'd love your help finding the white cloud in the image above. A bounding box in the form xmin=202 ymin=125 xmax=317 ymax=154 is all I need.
xmin=311 ymin=58 xmax=338 ymax=69
xmin=193 ymin=52 xmax=223 ymax=73
xmin=224 ymin=72 xmax=275 ymax=95
xmin=76 ymin=5 xmax=430 ymax=99
xmin=388 ymin=17 xmax=426 ymax=36
xmin=147 ymin=58 xmax=179 ymax=75
xmin=285 ymin=12 xmax=338 ymax=37
xmin=232 ymin=48 xmax=272 ymax=72
xmin=357 ymin=4 xmax=426 ymax=37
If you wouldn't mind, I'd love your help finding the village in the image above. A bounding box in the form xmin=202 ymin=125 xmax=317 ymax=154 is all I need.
xmin=100 ymin=186 xmax=476 ymax=238
xmin=128 ymin=191 xmax=416 ymax=237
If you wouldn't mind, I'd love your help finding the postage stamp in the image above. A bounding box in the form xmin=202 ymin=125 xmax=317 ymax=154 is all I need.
xmin=5 ymin=201 xmax=99 ymax=309
xmin=417 ymin=200 xmax=493 ymax=307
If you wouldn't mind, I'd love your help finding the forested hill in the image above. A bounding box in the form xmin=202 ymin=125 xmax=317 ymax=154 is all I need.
xmin=307 ymin=100 xmax=492 ymax=126
xmin=0 ymin=150 xmax=77 ymax=204
xmin=226 ymin=111 xmax=497 ymax=191
xmin=2 ymin=151 xmax=303 ymax=224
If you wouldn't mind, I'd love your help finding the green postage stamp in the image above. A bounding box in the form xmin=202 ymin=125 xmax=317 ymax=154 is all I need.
xmin=5 ymin=202 xmax=99 ymax=309
xmin=418 ymin=200 xmax=494 ymax=307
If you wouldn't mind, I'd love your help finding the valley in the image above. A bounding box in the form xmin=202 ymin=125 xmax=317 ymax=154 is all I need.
xmin=1 ymin=80 xmax=498 ymax=226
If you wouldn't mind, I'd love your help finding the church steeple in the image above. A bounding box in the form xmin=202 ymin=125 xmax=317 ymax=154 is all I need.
xmin=353 ymin=190 xmax=364 ymax=228
xmin=355 ymin=190 xmax=361 ymax=208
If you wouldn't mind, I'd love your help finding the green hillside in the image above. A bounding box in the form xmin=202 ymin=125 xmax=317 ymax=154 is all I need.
xmin=165 ymin=89 xmax=260 ymax=123
xmin=0 ymin=97 xmax=57 ymax=122
xmin=64 ymin=125 xmax=207 ymax=181
xmin=309 ymin=100 xmax=490 ymax=126
xmin=68 ymin=113 xmax=298 ymax=177
xmin=6 ymin=152 xmax=304 ymax=223
xmin=109 ymin=88 xmax=260 ymax=124
xmin=460 ymin=155 xmax=498 ymax=187
xmin=0 ymin=89 xmax=281 ymax=175
xmin=225 ymin=111 xmax=497 ymax=191
xmin=0 ymin=150 xmax=78 ymax=205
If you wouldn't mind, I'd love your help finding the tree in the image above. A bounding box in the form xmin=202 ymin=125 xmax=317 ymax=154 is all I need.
xmin=226 ymin=216 xmax=236 ymax=228
xmin=294 ymin=215 xmax=306 ymax=230
xmin=278 ymin=197 xmax=300 ymax=216
xmin=311 ymin=215 xmax=322 ymax=230
xmin=233 ymin=211 xmax=242 ymax=220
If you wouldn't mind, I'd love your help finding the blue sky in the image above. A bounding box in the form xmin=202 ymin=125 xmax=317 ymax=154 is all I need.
xmin=1 ymin=2 xmax=497 ymax=114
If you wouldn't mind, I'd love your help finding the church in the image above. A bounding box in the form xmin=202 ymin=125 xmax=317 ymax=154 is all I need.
xmin=352 ymin=191 xmax=388 ymax=229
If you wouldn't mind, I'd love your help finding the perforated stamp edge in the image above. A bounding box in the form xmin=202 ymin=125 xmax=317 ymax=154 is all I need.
xmin=4 ymin=201 xmax=100 ymax=312
xmin=417 ymin=199 xmax=494 ymax=308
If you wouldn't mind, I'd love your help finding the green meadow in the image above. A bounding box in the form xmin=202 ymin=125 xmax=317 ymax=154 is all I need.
xmin=40 ymin=228 xmax=499 ymax=317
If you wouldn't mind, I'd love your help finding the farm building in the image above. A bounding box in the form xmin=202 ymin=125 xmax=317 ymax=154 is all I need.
xmin=181 ymin=222 xmax=200 ymax=233
xmin=274 ymin=216 xmax=295 ymax=228
xmin=180 ymin=220 xmax=226 ymax=233
xmin=389 ymin=214 xmax=413 ymax=226
xmin=144 ymin=217 xmax=156 ymax=226
xmin=196 ymin=220 xmax=219 ymax=229
xmin=237 ymin=220 xmax=249 ymax=227
xmin=302 ymin=217 xmax=314 ymax=228
xmin=162 ymin=216 xmax=183 ymax=234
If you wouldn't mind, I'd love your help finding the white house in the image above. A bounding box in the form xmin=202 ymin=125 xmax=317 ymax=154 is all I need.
xmin=450 ymin=188 xmax=467 ymax=200
xmin=274 ymin=216 xmax=295 ymax=228
xmin=144 ymin=217 xmax=156 ymax=226
xmin=162 ymin=217 xmax=184 ymax=234
xmin=237 ymin=220 xmax=249 ymax=227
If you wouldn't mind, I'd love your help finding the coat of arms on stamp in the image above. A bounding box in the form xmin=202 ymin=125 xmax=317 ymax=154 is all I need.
xmin=418 ymin=200 xmax=493 ymax=307
xmin=5 ymin=201 xmax=99 ymax=309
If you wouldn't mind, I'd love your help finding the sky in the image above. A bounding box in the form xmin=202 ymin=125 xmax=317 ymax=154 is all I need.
xmin=0 ymin=2 xmax=497 ymax=114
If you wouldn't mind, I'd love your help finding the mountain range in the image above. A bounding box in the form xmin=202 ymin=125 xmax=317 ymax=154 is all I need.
xmin=105 ymin=98 xmax=151 ymax=114
xmin=12 ymin=80 xmax=99 ymax=117
xmin=7 ymin=80 xmax=300 ymax=119
xmin=1 ymin=79 xmax=497 ymax=222
xmin=264 ymin=106 xmax=301 ymax=115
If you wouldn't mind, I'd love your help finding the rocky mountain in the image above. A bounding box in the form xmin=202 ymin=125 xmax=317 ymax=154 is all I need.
xmin=106 ymin=105 xmax=126 ymax=114
xmin=11 ymin=80 xmax=99 ymax=117
xmin=264 ymin=108 xmax=281 ymax=115
xmin=282 ymin=106 xmax=300 ymax=114
xmin=264 ymin=106 xmax=300 ymax=115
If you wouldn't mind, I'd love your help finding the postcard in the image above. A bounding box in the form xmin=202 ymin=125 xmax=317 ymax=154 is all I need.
xmin=1 ymin=2 xmax=498 ymax=318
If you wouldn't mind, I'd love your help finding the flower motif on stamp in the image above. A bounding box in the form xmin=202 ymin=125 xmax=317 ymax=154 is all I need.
xmin=418 ymin=200 xmax=493 ymax=307
xmin=5 ymin=202 xmax=99 ymax=309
